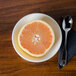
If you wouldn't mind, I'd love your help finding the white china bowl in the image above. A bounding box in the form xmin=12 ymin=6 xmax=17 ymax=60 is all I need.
xmin=12 ymin=13 xmax=62 ymax=62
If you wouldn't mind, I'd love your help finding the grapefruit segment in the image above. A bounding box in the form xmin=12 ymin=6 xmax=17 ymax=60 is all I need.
xmin=18 ymin=20 xmax=55 ymax=57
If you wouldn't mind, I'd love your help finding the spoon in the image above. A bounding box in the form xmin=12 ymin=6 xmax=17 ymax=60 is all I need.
xmin=60 ymin=16 xmax=73 ymax=66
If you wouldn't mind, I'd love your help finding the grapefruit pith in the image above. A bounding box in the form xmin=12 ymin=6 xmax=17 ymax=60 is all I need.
xmin=18 ymin=20 xmax=55 ymax=57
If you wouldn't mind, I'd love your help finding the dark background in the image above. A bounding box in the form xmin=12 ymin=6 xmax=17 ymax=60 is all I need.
xmin=0 ymin=0 xmax=76 ymax=76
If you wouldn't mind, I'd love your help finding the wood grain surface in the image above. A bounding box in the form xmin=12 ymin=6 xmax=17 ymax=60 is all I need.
xmin=0 ymin=0 xmax=76 ymax=76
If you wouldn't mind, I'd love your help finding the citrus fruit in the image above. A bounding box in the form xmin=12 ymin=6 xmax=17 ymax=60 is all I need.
xmin=18 ymin=20 xmax=55 ymax=57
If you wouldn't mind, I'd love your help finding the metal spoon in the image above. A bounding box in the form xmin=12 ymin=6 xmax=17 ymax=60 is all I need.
xmin=60 ymin=16 xmax=73 ymax=66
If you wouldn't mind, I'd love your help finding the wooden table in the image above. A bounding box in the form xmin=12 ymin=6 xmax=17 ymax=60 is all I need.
xmin=0 ymin=0 xmax=76 ymax=76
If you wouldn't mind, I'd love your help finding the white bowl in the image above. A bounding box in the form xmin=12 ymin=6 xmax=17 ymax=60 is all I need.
xmin=12 ymin=13 xmax=62 ymax=62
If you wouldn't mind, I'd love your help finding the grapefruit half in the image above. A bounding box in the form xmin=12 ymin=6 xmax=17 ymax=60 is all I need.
xmin=18 ymin=20 xmax=55 ymax=57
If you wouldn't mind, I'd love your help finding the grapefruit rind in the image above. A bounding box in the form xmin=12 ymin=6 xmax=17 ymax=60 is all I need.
xmin=18 ymin=20 xmax=55 ymax=57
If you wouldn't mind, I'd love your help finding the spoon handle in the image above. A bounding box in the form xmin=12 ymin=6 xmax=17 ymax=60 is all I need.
xmin=60 ymin=31 xmax=68 ymax=66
